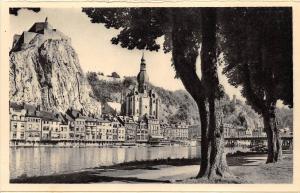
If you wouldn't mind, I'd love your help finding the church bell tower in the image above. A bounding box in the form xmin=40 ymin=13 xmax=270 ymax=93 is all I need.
xmin=137 ymin=53 xmax=149 ymax=93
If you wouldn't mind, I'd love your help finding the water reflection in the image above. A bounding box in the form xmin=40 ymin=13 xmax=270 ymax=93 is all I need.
xmin=10 ymin=146 xmax=201 ymax=179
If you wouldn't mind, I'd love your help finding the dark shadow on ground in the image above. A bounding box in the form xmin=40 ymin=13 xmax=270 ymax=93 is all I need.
xmin=10 ymin=171 xmax=171 ymax=183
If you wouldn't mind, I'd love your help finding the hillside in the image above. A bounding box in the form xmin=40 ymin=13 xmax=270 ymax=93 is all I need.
xmin=88 ymin=71 xmax=293 ymax=131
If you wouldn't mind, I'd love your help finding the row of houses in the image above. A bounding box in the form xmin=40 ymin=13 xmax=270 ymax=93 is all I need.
xmin=223 ymin=123 xmax=266 ymax=138
xmin=9 ymin=102 xmax=193 ymax=146
xmin=10 ymin=103 xmax=124 ymax=145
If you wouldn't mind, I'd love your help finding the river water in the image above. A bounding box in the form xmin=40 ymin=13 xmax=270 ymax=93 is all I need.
xmin=10 ymin=146 xmax=201 ymax=179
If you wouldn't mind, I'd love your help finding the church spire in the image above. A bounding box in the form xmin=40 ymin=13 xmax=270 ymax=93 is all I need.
xmin=140 ymin=52 xmax=146 ymax=71
xmin=137 ymin=53 xmax=149 ymax=93
xmin=141 ymin=52 xmax=145 ymax=62
xmin=45 ymin=17 xmax=49 ymax=29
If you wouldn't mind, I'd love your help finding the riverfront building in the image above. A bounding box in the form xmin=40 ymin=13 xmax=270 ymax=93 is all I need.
xmin=25 ymin=105 xmax=42 ymax=142
xmin=170 ymin=123 xmax=189 ymax=140
xmin=10 ymin=102 xmax=27 ymax=144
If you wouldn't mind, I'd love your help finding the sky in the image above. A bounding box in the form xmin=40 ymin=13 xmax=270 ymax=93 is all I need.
xmin=9 ymin=8 xmax=244 ymax=101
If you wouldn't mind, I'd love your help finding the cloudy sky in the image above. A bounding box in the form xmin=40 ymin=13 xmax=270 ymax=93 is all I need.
xmin=9 ymin=8 xmax=243 ymax=100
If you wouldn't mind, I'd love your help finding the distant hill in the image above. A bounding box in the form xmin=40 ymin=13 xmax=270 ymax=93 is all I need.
xmin=87 ymin=71 xmax=293 ymax=130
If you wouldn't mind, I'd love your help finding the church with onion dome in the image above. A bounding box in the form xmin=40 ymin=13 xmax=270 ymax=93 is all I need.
xmin=122 ymin=54 xmax=160 ymax=120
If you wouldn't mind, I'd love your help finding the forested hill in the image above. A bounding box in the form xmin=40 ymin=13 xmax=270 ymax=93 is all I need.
xmin=87 ymin=71 xmax=293 ymax=130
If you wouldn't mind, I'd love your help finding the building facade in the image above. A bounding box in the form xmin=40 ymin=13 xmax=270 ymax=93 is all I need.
xmin=136 ymin=120 xmax=149 ymax=143
xmin=25 ymin=105 xmax=42 ymax=142
xmin=9 ymin=103 xmax=27 ymax=144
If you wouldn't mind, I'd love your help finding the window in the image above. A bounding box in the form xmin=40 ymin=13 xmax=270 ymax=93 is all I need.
xmin=12 ymin=132 xmax=17 ymax=138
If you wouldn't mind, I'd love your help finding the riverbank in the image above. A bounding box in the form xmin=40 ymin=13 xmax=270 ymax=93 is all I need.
xmin=11 ymin=152 xmax=292 ymax=183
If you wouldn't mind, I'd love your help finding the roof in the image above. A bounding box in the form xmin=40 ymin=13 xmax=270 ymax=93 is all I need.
xmin=57 ymin=112 xmax=68 ymax=124
xmin=97 ymin=119 xmax=111 ymax=123
xmin=77 ymin=115 xmax=88 ymax=120
xmin=86 ymin=117 xmax=98 ymax=122
xmin=28 ymin=22 xmax=53 ymax=34
xmin=65 ymin=114 xmax=75 ymax=122
xmin=24 ymin=104 xmax=36 ymax=111
xmin=9 ymin=102 xmax=23 ymax=110
xmin=24 ymin=104 xmax=37 ymax=116
xmin=66 ymin=108 xmax=83 ymax=119
xmin=37 ymin=110 xmax=59 ymax=121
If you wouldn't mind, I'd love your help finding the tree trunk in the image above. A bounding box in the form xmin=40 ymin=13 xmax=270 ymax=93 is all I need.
xmin=196 ymin=96 xmax=210 ymax=178
xmin=207 ymin=98 xmax=231 ymax=178
xmin=197 ymin=98 xmax=231 ymax=179
xmin=198 ymin=8 xmax=232 ymax=179
xmin=170 ymin=11 xmax=210 ymax=179
xmin=171 ymin=8 xmax=231 ymax=179
xmin=263 ymin=103 xmax=283 ymax=163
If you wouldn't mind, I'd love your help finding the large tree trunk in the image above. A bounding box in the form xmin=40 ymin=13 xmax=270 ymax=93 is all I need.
xmin=170 ymin=10 xmax=210 ymax=179
xmin=171 ymin=8 xmax=231 ymax=179
xmin=198 ymin=8 xmax=232 ymax=179
xmin=196 ymin=97 xmax=210 ymax=178
xmin=263 ymin=103 xmax=283 ymax=163
xmin=207 ymin=98 xmax=231 ymax=178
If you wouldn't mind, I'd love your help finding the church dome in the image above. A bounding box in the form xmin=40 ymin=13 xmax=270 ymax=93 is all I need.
xmin=137 ymin=70 xmax=149 ymax=84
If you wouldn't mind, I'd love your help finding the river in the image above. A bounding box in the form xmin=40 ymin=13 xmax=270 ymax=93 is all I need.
xmin=10 ymin=146 xmax=201 ymax=179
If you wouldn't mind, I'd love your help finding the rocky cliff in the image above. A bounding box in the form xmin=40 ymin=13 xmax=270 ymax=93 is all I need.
xmin=10 ymin=35 xmax=102 ymax=115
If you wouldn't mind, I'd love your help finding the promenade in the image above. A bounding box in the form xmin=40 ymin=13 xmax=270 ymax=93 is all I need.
xmin=11 ymin=152 xmax=292 ymax=184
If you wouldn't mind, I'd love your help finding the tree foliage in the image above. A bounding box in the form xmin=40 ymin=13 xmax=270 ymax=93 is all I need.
xmin=9 ymin=8 xmax=41 ymax=16
xmin=219 ymin=8 xmax=293 ymax=112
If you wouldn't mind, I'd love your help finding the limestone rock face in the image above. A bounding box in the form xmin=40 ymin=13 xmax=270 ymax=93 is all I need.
xmin=9 ymin=37 xmax=101 ymax=115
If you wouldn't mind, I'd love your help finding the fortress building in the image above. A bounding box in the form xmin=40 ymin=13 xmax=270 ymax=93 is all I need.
xmin=11 ymin=17 xmax=71 ymax=52
xmin=122 ymin=55 xmax=160 ymax=120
